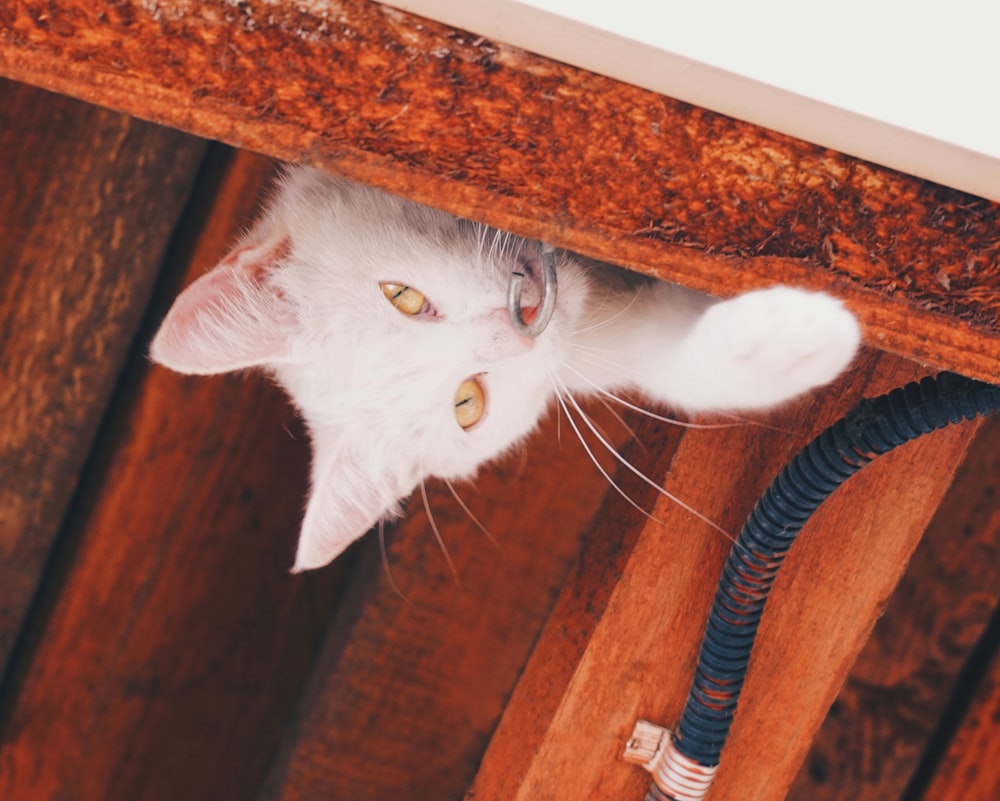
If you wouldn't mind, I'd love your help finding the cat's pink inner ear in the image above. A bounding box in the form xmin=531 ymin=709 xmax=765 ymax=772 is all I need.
xmin=292 ymin=470 xmax=389 ymax=572
xmin=150 ymin=238 xmax=296 ymax=375
xmin=291 ymin=434 xmax=404 ymax=572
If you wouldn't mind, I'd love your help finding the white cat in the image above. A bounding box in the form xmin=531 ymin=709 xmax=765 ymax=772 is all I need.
xmin=151 ymin=166 xmax=860 ymax=571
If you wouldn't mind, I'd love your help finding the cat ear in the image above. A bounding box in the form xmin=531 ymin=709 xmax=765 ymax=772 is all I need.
xmin=150 ymin=237 xmax=296 ymax=374
xmin=292 ymin=442 xmax=402 ymax=572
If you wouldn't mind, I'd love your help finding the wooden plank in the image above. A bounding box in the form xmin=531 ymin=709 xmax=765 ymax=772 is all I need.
xmin=0 ymin=149 xmax=347 ymax=801
xmin=0 ymin=77 xmax=205 ymax=678
xmin=922 ymin=613 xmax=1000 ymax=801
xmin=0 ymin=2 xmax=998 ymax=381
xmin=259 ymin=399 xmax=672 ymax=801
xmin=788 ymin=416 xmax=1000 ymax=801
xmin=465 ymin=350 xmax=982 ymax=801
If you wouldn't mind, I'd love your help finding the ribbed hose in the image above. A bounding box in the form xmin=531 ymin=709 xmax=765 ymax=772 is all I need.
xmin=650 ymin=372 xmax=1000 ymax=798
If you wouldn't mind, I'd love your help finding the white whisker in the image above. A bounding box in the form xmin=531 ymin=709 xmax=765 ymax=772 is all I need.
xmin=595 ymin=395 xmax=645 ymax=452
xmin=548 ymin=375 xmax=664 ymax=527
xmin=554 ymin=375 xmax=735 ymax=543
xmin=487 ymin=228 xmax=519 ymax=265
xmin=573 ymin=284 xmax=645 ymax=335
xmin=511 ymin=234 xmax=527 ymax=263
xmin=568 ymin=346 xmax=634 ymax=378
xmin=556 ymin=390 xmax=563 ymax=444
xmin=378 ymin=519 xmax=411 ymax=603
xmin=445 ymin=479 xmax=497 ymax=546
xmin=474 ymin=223 xmax=487 ymax=260
xmin=581 ymin=285 xmax=617 ymax=328
xmin=420 ymin=479 xmax=461 ymax=585
xmin=561 ymin=363 xmax=749 ymax=431
xmin=486 ymin=228 xmax=499 ymax=263
xmin=570 ymin=342 xmax=630 ymax=355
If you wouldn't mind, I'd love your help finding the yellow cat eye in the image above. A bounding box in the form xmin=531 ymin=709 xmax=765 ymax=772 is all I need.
xmin=454 ymin=377 xmax=486 ymax=430
xmin=380 ymin=282 xmax=427 ymax=316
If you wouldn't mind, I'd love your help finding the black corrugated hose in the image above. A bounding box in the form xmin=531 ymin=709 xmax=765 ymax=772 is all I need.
xmin=646 ymin=372 xmax=1000 ymax=801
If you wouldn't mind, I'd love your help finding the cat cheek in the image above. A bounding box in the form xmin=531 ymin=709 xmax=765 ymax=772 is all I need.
xmin=472 ymin=310 xmax=535 ymax=363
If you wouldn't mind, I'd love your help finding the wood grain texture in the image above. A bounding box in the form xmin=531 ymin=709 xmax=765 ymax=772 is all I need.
xmin=922 ymin=617 xmax=1000 ymax=801
xmin=0 ymin=149 xmax=346 ymax=801
xmin=1 ymin=1 xmax=998 ymax=381
xmin=788 ymin=417 xmax=1000 ymax=801
xmin=0 ymin=77 xmax=205 ymax=678
xmin=465 ymin=351 xmax=982 ymax=801
xmin=259 ymin=399 xmax=673 ymax=801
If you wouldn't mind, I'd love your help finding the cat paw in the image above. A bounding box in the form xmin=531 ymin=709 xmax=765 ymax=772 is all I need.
xmin=697 ymin=286 xmax=860 ymax=408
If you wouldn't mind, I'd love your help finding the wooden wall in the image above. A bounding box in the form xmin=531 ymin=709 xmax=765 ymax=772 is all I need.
xmin=0 ymin=78 xmax=644 ymax=800
xmin=1 ymin=15 xmax=999 ymax=800
xmin=789 ymin=420 xmax=1000 ymax=801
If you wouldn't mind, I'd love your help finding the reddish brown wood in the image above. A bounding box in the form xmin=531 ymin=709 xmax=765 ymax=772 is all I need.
xmin=259 ymin=399 xmax=671 ymax=801
xmin=923 ymin=631 xmax=1000 ymax=801
xmin=2 ymin=7 xmax=999 ymax=798
xmin=789 ymin=417 xmax=1000 ymax=801
xmin=0 ymin=150 xmax=346 ymax=801
xmin=0 ymin=2 xmax=998 ymax=381
xmin=465 ymin=351 xmax=981 ymax=801
xmin=0 ymin=77 xmax=205 ymax=677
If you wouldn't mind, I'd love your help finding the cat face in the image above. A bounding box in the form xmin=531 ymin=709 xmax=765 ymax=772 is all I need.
xmin=151 ymin=167 xmax=592 ymax=570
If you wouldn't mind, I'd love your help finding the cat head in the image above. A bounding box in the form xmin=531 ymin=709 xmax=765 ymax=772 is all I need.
xmin=151 ymin=167 xmax=592 ymax=570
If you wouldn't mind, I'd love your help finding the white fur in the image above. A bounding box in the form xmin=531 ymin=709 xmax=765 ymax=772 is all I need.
xmin=151 ymin=166 xmax=861 ymax=570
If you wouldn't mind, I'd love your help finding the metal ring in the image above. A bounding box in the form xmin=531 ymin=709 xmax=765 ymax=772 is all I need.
xmin=507 ymin=243 xmax=558 ymax=337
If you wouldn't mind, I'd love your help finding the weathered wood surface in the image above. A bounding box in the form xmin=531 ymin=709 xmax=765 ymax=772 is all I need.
xmin=2 ymin=4 xmax=999 ymax=798
xmin=465 ymin=351 xmax=982 ymax=801
xmin=0 ymin=77 xmax=205 ymax=679
xmin=789 ymin=416 xmax=1000 ymax=801
xmin=0 ymin=149 xmax=347 ymax=801
xmin=922 ymin=612 xmax=1000 ymax=801
xmin=260 ymin=398 xmax=659 ymax=801
xmin=1 ymin=1 xmax=998 ymax=382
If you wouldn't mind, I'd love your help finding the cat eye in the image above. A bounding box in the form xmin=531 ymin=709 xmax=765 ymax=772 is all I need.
xmin=454 ymin=377 xmax=486 ymax=430
xmin=380 ymin=282 xmax=429 ymax=316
